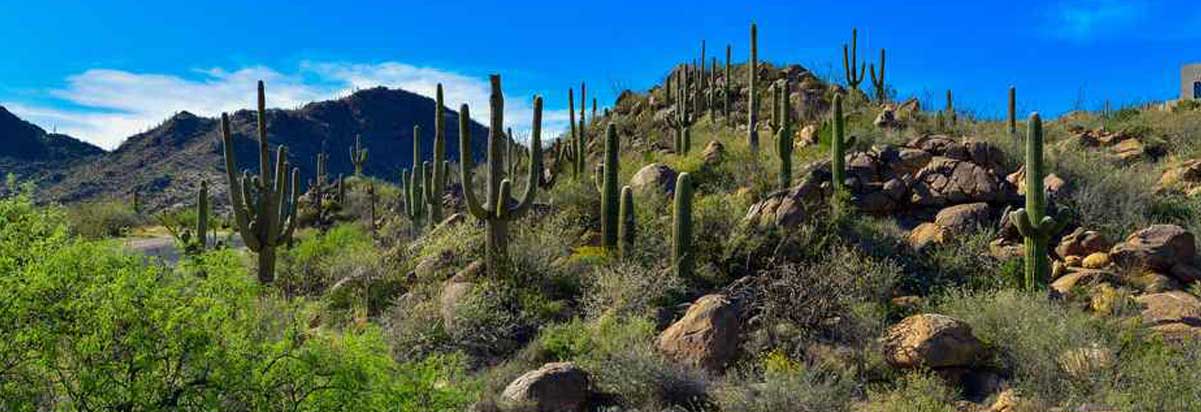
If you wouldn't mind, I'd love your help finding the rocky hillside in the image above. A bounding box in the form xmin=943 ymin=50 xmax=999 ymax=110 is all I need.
xmin=43 ymin=87 xmax=491 ymax=210
xmin=0 ymin=105 xmax=104 ymax=180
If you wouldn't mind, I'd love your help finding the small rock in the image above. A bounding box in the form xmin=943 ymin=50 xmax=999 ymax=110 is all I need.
xmin=1064 ymin=255 xmax=1084 ymax=267
xmin=882 ymin=314 xmax=983 ymax=369
xmin=1055 ymin=228 xmax=1112 ymax=259
xmin=1081 ymin=252 xmax=1111 ymax=269
xmin=701 ymin=140 xmax=725 ymax=165
xmin=934 ymin=202 xmax=992 ymax=233
xmin=1050 ymin=269 xmax=1119 ymax=296
xmin=501 ymin=362 xmax=590 ymax=412
xmin=907 ymin=223 xmax=948 ymax=251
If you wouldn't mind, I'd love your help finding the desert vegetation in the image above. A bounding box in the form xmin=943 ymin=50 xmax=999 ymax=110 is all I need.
xmin=5 ymin=22 xmax=1201 ymax=412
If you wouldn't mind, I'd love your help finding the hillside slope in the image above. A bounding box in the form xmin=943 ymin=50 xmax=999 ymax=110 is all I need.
xmin=44 ymin=86 xmax=491 ymax=210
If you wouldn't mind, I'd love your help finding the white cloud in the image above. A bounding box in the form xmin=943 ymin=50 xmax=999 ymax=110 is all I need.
xmin=6 ymin=62 xmax=568 ymax=150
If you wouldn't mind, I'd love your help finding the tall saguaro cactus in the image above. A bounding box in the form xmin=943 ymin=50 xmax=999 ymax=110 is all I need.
xmin=349 ymin=134 xmax=368 ymax=176
xmin=869 ymin=48 xmax=886 ymax=102
xmin=1008 ymin=87 xmax=1018 ymax=138
xmin=946 ymin=90 xmax=956 ymax=126
xmin=772 ymin=80 xmax=794 ymax=189
xmin=670 ymin=64 xmax=693 ymax=154
xmin=427 ymin=83 xmax=449 ymax=223
xmin=618 ymin=186 xmax=635 ymax=258
xmin=314 ymin=152 xmax=328 ymax=213
xmin=599 ymin=124 xmax=620 ymax=250
xmin=672 ymin=172 xmax=694 ymax=280
xmin=724 ymin=44 xmax=732 ymax=125
xmin=843 ymin=28 xmax=866 ymax=90
xmin=831 ymin=94 xmax=848 ymax=208
xmin=459 ymin=75 xmax=543 ymax=275
xmin=195 ymin=180 xmax=209 ymax=251
xmin=402 ymin=125 xmax=426 ymax=229
xmin=220 ymin=81 xmax=300 ymax=284
xmin=747 ymin=23 xmax=760 ymax=152
xmin=1010 ymin=114 xmax=1061 ymax=290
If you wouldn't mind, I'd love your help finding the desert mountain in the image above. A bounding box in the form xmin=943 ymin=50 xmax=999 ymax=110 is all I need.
xmin=44 ymin=86 xmax=492 ymax=210
xmin=0 ymin=105 xmax=104 ymax=180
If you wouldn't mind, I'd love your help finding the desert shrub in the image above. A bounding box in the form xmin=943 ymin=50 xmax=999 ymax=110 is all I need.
xmin=756 ymin=246 xmax=899 ymax=346
xmin=714 ymin=364 xmax=854 ymax=412
xmin=861 ymin=372 xmax=958 ymax=412
xmin=278 ymin=224 xmax=391 ymax=305
xmin=937 ymin=289 xmax=1127 ymax=405
xmin=533 ymin=316 xmax=711 ymax=409
xmin=581 ymin=260 xmax=685 ymax=320
xmin=1051 ymin=141 xmax=1159 ymax=238
xmin=1106 ymin=341 xmax=1201 ymax=411
xmin=910 ymin=229 xmax=1017 ymax=294
xmin=65 ymin=197 xmax=141 ymax=238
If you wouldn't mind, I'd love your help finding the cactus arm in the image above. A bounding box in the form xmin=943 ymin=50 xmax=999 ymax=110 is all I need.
xmin=220 ymin=114 xmax=262 ymax=252
xmin=511 ymin=96 xmax=543 ymax=216
xmin=457 ymin=104 xmax=488 ymax=218
xmin=831 ymin=94 xmax=847 ymax=195
xmin=1010 ymin=209 xmax=1033 ymax=237
xmin=256 ymin=82 xmax=270 ymax=183
xmin=277 ymin=168 xmax=299 ymax=245
xmin=748 ymin=22 xmax=759 ymax=151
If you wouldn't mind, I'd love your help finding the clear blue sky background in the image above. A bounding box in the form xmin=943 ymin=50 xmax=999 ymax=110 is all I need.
xmin=1 ymin=0 xmax=1197 ymax=149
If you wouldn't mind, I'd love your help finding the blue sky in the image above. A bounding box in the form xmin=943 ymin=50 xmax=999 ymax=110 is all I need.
xmin=1 ymin=0 xmax=1197 ymax=149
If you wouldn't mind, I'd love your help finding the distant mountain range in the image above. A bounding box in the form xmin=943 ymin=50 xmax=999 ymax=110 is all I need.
xmin=6 ymin=86 xmax=494 ymax=210
xmin=0 ymin=106 xmax=105 ymax=181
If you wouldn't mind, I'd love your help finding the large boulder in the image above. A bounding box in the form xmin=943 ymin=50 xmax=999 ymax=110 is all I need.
xmin=909 ymin=157 xmax=1009 ymax=207
xmin=882 ymin=314 xmax=983 ymax=369
xmin=439 ymin=261 xmax=484 ymax=328
xmin=629 ymin=163 xmax=678 ymax=196
xmin=1110 ymin=225 xmax=1197 ymax=281
xmin=1134 ymin=291 xmax=1201 ymax=342
xmin=744 ymin=166 xmax=827 ymax=228
xmin=934 ymin=202 xmax=992 ymax=233
xmin=657 ymin=294 xmax=741 ymax=371
xmin=500 ymin=362 xmax=591 ymax=412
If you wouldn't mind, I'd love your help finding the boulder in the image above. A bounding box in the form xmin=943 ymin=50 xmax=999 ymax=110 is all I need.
xmin=1134 ymin=291 xmax=1201 ymax=326
xmin=934 ymin=202 xmax=992 ymax=233
xmin=1007 ymin=166 xmax=1067 ymax=199
xmin=909 ymin=157 xmax=1009 ymax=207
xmin=657 ymin=294 xmax=741 ymax=371
xmin=1050 ymin=269 xmax=1119 ymax=296
xmin=1111 ymin=138 xmax=1146 ymax=162
xmin=629 ymin=163 xmax=678 ymax=196
xmin=1157 ymin=158 xmax=1201 ymax=195
xmin=1081 ymin=252 xmax=1112 ymax=269
xmin=907 ymin=222 xmax=948 ymax=250
xmin=1110 ymin=225 xmax=1197 ymax=278
xmin=1055 ymin=228 xmax=1112 ymax=259
xmin=796 ymin=124 xmax=819 ymax=147
xmin=701 ymin=140 xmax=725 ymax=166
xmin=744 ymin=166 xmax=827 ymax=228
xmin=882 ymin=314 xmax=983 ymax=369
xmin=500 ymin=362 xmax=590 ymax=412
xmin=874 ymin=105 xmax=900 ymax=129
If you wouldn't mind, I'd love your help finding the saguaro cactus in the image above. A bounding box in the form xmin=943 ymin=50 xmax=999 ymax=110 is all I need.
xmin=314 ymin=152 xmax=328 ymax=213
xmin=459 ymin=75 xmax=543 ymax=275
xmin=946 ymin=90 xmax=956 ymax=126
xmin=220 ymin=81 xmax=299 ymax=284
xmin=772 ymin=80 xmax=794 ymax=189
xmin=843 ymin=28 xmax=866 ymax=90
xmin=618 ymin=185 xmax=635 ymax=258
xmin=672 ymin=172 xmax=694 ymax=280
xmin=869 ymin=48 xmax=886 ymax=102
xmin=1008 ymin=87 xmax=1017 ymax=137
xmin=831 ymin=94 xmax=848 ymax=205
xmin=349 ymin=134 xmax=368 ymax=176
xmin=708 ymin=57 xmax=718 ymax=120
xmin=1010 ymin=114 xmax=1061 ymax=290
xmin=600 ymin=124 xmax=620 ymax=250
xmin=195 ymin=180 xmax=209 ymax=251
xmin=426 ymin=84 xmax=449 ymax=223
xmin=724 ymin=44 xmax=732 ymax=124
xmin=568 ymin=87 xmax=587 ymax=178
xmin=402 ymin=125 xmax=426 ymax=229
xmin=748 ymin=23 xmax=760 ymax=152
xmin=670 ymin=64 xmax=693 ymax=154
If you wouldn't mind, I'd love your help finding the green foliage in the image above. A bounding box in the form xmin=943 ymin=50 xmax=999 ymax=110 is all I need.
xmin=0 ymin=192 xmax=473 ymax=411
xmin=715 ymin=363 xmax=854 ymax=412
xmin=64 ymin=197 xmax=141 ymax=239
xmin=862 ymin=373 xmax=958 ymax=412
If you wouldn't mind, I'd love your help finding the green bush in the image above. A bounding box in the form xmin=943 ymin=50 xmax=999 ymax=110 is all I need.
xmin=862 ymin=372 xmax=958 ymax=412
xmin=0 ymin=193 xmax=476 ymax=411
xmin=65 ymin=197 xmax=142 ymax=239
xmin=714 ymin=365 xmax=854 ymax=412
